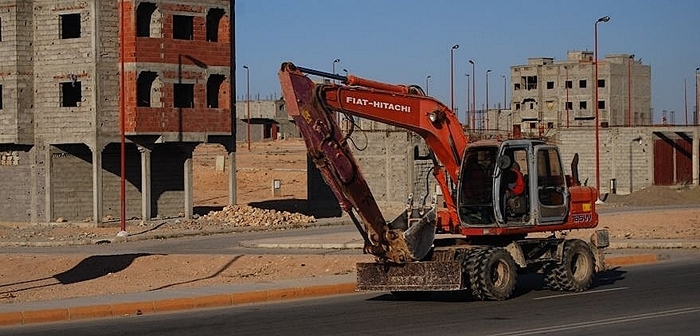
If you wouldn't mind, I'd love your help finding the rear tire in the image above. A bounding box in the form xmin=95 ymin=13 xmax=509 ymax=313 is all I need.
xmin=548 ymin=239 xmax=595 ymax=292
xmin=468 ymin=247 xmax=517 ymax=301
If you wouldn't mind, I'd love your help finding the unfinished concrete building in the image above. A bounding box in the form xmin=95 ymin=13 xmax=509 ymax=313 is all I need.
xmin=504 ymin=51 xmax=652 ymax=137
xmin=0 ymin=0 xmax=235 ymax=224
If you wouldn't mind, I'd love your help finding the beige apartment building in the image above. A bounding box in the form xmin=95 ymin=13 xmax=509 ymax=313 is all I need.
xmin=500 ymin=51 xmax=651 ymax=138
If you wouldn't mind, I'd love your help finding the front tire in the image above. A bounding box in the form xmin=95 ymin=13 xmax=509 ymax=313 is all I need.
xmin=468 ymin=247 xmax=517 ymax=301
xmin=548 ymin=239 xmax=595 ymax=292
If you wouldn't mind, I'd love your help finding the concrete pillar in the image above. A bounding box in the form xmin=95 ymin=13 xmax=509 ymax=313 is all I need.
xmin=30 ymin=146 xmax=38 ymax=224
xmin=138 ymin=145 xmax=152 ymax=221
xmin=693 ymin=129 xmax=699 ymax=186
xmin=91 ymin=146 xmax=103 ymax=226
xmin=184 ymin=152 xmax=193 ymax=218
xmin=45 ymin=146 xmax=52 ymax=223
xmin=228 ymin=151 xmax=237 ymax=205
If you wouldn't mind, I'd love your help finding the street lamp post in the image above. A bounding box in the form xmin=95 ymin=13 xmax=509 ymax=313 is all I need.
xmin=243 ymin=65 xmax=250 ymax=151
xmin=426 ymin=75 xmax=431 ymax=95
xmin=594 ymin=15 xmax=610 ymax=201
xmin=486 ymin=69 xmax=492 ymax=130
xmin=695 ymin=67 xmax=699 ymax=125
xmin=502 ymin=75 xmax=507 ymax=110
xmin=469 ymin=59 xmax=476 ymax=131
xmin=466 ymin=74 xmax=470 ymax=127
xmin=332 ymin=58 xmax=340 ymax=75
xmin=450 ymin=44 xmax=459 ymax=113
xmin=685 ymin=78 xmax=689 ymax=126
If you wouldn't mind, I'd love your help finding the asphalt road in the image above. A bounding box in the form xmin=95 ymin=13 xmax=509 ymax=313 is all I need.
xmin=3 ymin=252 xmax=699 ymax=336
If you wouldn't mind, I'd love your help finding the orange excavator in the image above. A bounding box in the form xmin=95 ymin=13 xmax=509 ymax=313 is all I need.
xmin=278 ymin=62 xmax=609 ymax=300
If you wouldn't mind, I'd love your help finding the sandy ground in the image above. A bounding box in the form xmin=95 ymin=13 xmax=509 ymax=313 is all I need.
xmin=1 ymin=139 xmax=699 ymax=304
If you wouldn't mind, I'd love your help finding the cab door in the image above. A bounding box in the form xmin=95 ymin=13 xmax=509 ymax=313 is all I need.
xmin=534 ymin=145 xmax=569 ymax=224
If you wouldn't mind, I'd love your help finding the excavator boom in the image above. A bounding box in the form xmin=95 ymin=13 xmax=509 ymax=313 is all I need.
xmin=279 ymin=63 xmax=414 ymax=263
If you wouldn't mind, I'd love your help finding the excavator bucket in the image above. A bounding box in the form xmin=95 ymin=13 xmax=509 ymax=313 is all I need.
xmin=356 ymin=260 xmax=463 ymax=291
xmin=389 ymin=207 xmax=437 ymax=261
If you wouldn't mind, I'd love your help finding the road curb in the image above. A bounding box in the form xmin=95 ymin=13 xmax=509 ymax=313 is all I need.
xmin=605 ymin=253 xmax=659 ymax=266
xmin=0 ymin=255 xmax=659 ymax=327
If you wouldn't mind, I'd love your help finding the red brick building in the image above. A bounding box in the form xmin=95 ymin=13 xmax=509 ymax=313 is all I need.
xmin=0 ymin=0 xmax=237 ymax=225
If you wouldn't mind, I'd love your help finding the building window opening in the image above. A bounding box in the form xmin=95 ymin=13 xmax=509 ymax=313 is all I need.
xmin=515 ymin=103 xmax=521 ymax=110
xmin=546 ymin=81 xmax=554 ymax=89
xmin=525 ymin=76 xmax=537 ymax=90
xmin=60 ymin=13 xmax=81 ymax=39
xmin=597 ymin=79 xmax=606 ymax=88
xmin=598 ymin=100 xmax=606 ymax=109
xmin=137 ymin=71 xmax=158 ymax=107
xmin=565 ymin=80 xmax=572 ymax=89
xmin=136 ymin=2 xmax=157 ymax=37
xmin=61 ymin=81 xmax=82 ymax=107
xmin=173 ymin=15 xmax=193 ymax=40
xmin=547 ymin=122 xmax=554 ymax=129
xmin=529 ymin=122 xmax=536 ymax=129
xmin=565 ymin=101 xmax=573 ymax=110
xmin=579 ymin=101 xmax=587 ymax=110
xmin=207 ymin=74 xmax=226 ymax=108
xmin=0 ymin=84 xmax=3 ymax=109
xmin=174 ymin=83 xmax=194 ymax=108
xmin=206 ymin=8 xmax=225 ymax=42
xmin=514 ymin=83 xmax=521 ymax=90
xmin=0 ymin=17 xmax=3 ymax=41
xmin=579 ymin=80 xmax=587 ymax=88
xmin=264 ymin=123 xmax=273 ymax=139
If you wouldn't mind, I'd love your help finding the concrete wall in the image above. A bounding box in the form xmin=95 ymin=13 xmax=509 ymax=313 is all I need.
xmin=0 ymin=145 xmax=34 ymax=222
xmin=349 ymin=124 xmax=664 ymax=210
xmin=554 ymin=127 xmax=653 ymax=195
xmin=346 ymin=120 xmax=433 ymax=207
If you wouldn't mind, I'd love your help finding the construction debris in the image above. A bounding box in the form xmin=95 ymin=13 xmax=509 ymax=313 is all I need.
xmin=200 ymin=205 xmax=316 ymax=227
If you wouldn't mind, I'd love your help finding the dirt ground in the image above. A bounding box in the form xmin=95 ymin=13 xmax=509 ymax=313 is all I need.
xmin=1 ymin=139 xmax=699 ymax=304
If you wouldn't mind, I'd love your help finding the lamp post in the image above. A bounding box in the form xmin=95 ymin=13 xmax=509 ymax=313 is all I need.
xmin=243 ymin=65 xmax=250 ymax=151
xmin=465 ymin=73 xmax=470 ymax=127
xmin=486 ymin=69 xmax=492 ymax=130
xmin=594 ymin=15 xmax=610 ymax=201
xmin=628 ymin=54 xmax=634 ymax=126
xmin=502 ymin=75 xmax=507 ymax=110
xmin=696 ymin=67 xmax=699 ymax=125
xmin=469 ymin=59 xmax=476 ymax=131
xmin=450 ymin=44 xmax=459 ymax=113
xmin=426 ymin=75 xmax=431 ymax=95
xmin=685 ymin=78 xmax=689 ymax=126
xmin=332 ymin=58 xmax=340 ymax=75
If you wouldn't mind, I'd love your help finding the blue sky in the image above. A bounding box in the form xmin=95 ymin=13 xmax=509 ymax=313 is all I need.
xmin=235 ymin=0 xmax=700 ymax=124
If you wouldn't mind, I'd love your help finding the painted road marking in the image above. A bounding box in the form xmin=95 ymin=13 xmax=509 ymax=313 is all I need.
xmin=485 ymin=306 xmax=700 ymax=336
xmin=534 ymin=286 xmax=629 ymax=300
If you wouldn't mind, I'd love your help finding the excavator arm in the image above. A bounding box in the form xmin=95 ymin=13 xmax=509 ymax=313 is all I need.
xmin=278 ymin=62 xmax=469 ymax=264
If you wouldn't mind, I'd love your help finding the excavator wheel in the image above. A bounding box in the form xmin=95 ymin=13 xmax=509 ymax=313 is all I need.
xmin=545 ymin=239 xmax=595 ymax=292
xmin=543 ymin=263 xmax=562 ymax=291
xmin=467 ymin=247 xmax=517 ymax=301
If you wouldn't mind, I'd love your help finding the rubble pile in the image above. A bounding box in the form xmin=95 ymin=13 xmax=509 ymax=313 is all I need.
xmin=200 ymin=205 xmax=316 ymax=227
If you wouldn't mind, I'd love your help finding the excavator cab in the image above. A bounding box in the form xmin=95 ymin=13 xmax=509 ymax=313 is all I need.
xmin=457 ymin=139 xmax=570 ymax=228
